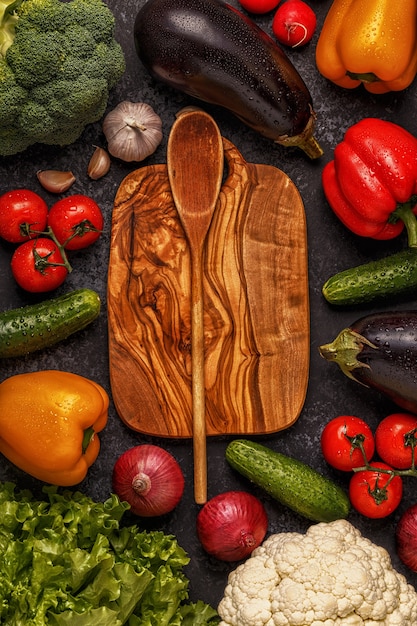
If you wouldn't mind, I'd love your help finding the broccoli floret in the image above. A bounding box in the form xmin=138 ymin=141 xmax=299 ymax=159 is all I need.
xmin=0 ymin=0 xmax=125 ymax=156
xmin=67 ymin=0 xmax=117 ymax=43
xmin=6 ymin=30 xmax=67 ymax=88
xmin=27 ymin=75 xmax=109 ymax=132
xmin=0 ymin=54 xmax=27 ymax=123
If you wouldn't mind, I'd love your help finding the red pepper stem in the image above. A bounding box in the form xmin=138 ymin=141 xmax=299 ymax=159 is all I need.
xmin=392 ymin=201 xmax=417 ymax=248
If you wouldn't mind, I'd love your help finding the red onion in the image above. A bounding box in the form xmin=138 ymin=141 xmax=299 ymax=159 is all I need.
xmin=396 ymin=503 xmax=417 ymax=571
xmin=112 ymin=444 xmax=185 ymax=517
xmin=196 ymin=491 xmax=268 ymax=561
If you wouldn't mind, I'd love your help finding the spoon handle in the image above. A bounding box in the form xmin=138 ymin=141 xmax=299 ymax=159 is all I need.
xmin=167 ymin=109 xmax=224 ymax=503
xmin=190 ymin=250 xmax=207 ymax=504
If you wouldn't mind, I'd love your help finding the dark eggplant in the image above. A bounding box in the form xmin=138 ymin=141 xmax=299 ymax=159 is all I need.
xmin=133 ymin=0 xmax=323 ymax=159
xmin=319 ymin=311 xmax=417 ymax=414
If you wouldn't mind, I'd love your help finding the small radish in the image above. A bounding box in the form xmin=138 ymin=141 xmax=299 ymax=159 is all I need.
xmin=272 ymin=0 xmax=316 ymax=48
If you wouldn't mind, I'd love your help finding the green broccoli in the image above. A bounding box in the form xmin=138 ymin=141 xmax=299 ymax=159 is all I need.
xmin=0 ymin=0 xmax=125 ymax=156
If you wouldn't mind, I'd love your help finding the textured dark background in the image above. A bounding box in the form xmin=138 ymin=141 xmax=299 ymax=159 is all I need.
xmin=1 ymin=0 xmax=417 ymax=610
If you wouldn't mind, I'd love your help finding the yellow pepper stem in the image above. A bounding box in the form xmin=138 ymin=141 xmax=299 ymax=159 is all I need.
xmin=82 ymin=427 xmax=95 ymax=454
xmin=346 ymin=71 xmax=379 ymax=84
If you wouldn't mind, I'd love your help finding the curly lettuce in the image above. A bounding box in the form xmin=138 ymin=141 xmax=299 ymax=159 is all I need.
xmin=0 ymin=482 xmax=220 ymax=625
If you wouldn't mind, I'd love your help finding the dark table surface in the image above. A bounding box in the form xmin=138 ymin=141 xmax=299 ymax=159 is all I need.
xmin=1 ymin=0 xmax=417 ymax=611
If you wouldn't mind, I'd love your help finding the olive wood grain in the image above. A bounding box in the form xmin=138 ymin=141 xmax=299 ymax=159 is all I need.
xmin=107 ymin=136 xmax=309 ymax=439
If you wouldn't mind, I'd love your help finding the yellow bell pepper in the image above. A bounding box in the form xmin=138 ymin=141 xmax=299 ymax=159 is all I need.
xmin=315 ymin=0 xmax=417 ymax=94
xmin=0 ymin=370 xmax=109 ymax=486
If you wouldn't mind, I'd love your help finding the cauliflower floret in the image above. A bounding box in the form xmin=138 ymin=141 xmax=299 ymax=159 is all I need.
xmin=218 ymin=519 xmax=417 ymax=626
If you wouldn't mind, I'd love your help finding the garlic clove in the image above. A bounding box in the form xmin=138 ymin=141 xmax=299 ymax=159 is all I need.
xmin=87 ymin=146 xmax=111 ymax=180
xmin=37 ymin=170 xmax=76 ymax=194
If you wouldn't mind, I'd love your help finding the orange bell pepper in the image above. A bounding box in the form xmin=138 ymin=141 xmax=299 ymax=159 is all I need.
xmin=0 ymin=370 xmax=109 ymax=486
xmin=315 ymin=0 xmax=417 ymax=94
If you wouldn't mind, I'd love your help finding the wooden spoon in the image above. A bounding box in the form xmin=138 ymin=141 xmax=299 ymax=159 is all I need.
xmin=167 ymin=109 xmax=224 ymax=504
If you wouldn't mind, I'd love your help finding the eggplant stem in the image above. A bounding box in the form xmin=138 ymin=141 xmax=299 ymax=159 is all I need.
xmin=319 ymin=329 xmax=375 ymax=381
xmin=276 ymin=112 xmax=323 ymax=160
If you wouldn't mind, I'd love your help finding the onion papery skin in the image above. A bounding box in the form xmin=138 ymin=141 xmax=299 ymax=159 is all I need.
xmin=112 ymin=444 xmax=185 ymax=517
xmin=396 ymin=504 xmax=417 ymax=572
xmin=196 ymin=491 xmax=268 ymax=561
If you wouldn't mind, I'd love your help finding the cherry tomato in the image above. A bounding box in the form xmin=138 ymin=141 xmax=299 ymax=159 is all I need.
xmin=238 ymin=0 xmax=281 ymax=14
xmin=321 ymin=415 xmax=375 ymax=472
xmin=47 ymin=195 xmax=104 ymax=250
xmin=375 ymin=413 xmax=417 ymax=470
xmin=349 ymin=462 xmax=403 ymax=519
xmin=272 ymin=0 xmax=316 ymax=48
xmin=11 ymin=237 xmax=69 ymax=292
xmin=0 ymin=189 xmax=48 ymax=243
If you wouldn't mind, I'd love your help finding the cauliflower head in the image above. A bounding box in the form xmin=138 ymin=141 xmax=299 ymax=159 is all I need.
xmin=218 ymin=519 xmax=417 ymax=626
xmin=0 ymin=0 xmax=125 ymax=156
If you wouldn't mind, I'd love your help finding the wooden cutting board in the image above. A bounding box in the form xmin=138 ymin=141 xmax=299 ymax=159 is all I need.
xmin=107 ymin=136 xmax=309 ymax=437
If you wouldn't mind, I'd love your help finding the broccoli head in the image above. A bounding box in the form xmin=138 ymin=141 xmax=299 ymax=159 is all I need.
xmin=0 ymin=0 xmax=125 ymax=156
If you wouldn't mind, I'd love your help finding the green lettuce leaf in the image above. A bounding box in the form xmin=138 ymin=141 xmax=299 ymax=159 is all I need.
xmin=0 ymin=482 xmax=220 ymax=625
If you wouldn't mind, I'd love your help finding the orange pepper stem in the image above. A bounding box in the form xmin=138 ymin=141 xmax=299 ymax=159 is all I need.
xmin=82 ymin=427 xmax=96 ymax=454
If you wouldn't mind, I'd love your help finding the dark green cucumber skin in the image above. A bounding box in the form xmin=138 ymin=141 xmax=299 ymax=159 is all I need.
xmin=322 ymin=248 xmax=417 ymax=306
xmin=0 ymin=288 xmax=100 ymax=358
xmin=226 ymin=440 xmax=350 ymax=523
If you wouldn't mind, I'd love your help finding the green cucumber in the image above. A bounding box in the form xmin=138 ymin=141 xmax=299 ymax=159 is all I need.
xmin=0 ymin=288 xmax=101 ymax=358
xmin=322 ymin=247 xmax=417 ymax=306
xmin=226 ymin=439 xmax=350 ymax=522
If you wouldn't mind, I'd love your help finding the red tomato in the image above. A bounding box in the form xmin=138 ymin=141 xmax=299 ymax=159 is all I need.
xmin=375 ymin=413 xmax=417 ymax=470
xmin=47 ymin=195 xmax=104 ymax=250
xmin=272 ymin=0 xmax=316 ymax=47
xmin=0 ymin=189 xmax=48 ymax=243
xmin=321 ymin=415 xmax=375 ymax=471
xmin=349 ymin=463 xmax=403 ymax=519
xmin=11 ymin=237 xmax=69 ymax=292
xmin=238 ymin=0 xmax=281 ymax=14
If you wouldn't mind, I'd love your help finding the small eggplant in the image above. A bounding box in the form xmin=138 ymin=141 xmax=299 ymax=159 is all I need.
xmin=133 ymin=0 xmax=323 ymax=159
xmin=319 ymin=311 xmax=417 ymax=414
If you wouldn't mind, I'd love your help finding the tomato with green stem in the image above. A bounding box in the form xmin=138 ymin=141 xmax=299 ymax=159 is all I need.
xmin=11 ymin=237 xmax=70 ymax=292
xmin=375 ymin=413 xmax=417 ymax=470
xmin=272 ymin=0 xmax=316 ymax=48
xmin=349 ymin=462 xmax=403 ymax=519
xmin=321 ymin=415 xmax=375 ymax=472
xmin=47 ymin=195 xmax=104 ymax=251
xmin=0 ymin=189 xmax=48 ymax=243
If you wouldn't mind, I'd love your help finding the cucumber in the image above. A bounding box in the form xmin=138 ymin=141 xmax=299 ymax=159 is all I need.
xmin=226 ymin=439 xmax=350 ymax=522
xmin=0 ymin=288 xmax=101 ymax=358
xmin=322 ymin=248 xmax=417 ymax=306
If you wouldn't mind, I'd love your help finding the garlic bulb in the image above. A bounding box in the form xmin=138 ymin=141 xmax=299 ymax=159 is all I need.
xmin=103 ymin=101 xmax=163 ymax=162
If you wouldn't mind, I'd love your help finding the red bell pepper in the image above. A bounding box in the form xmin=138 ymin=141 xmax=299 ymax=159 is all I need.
xmin=322 ymin=118 xmax=417 ymax=244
